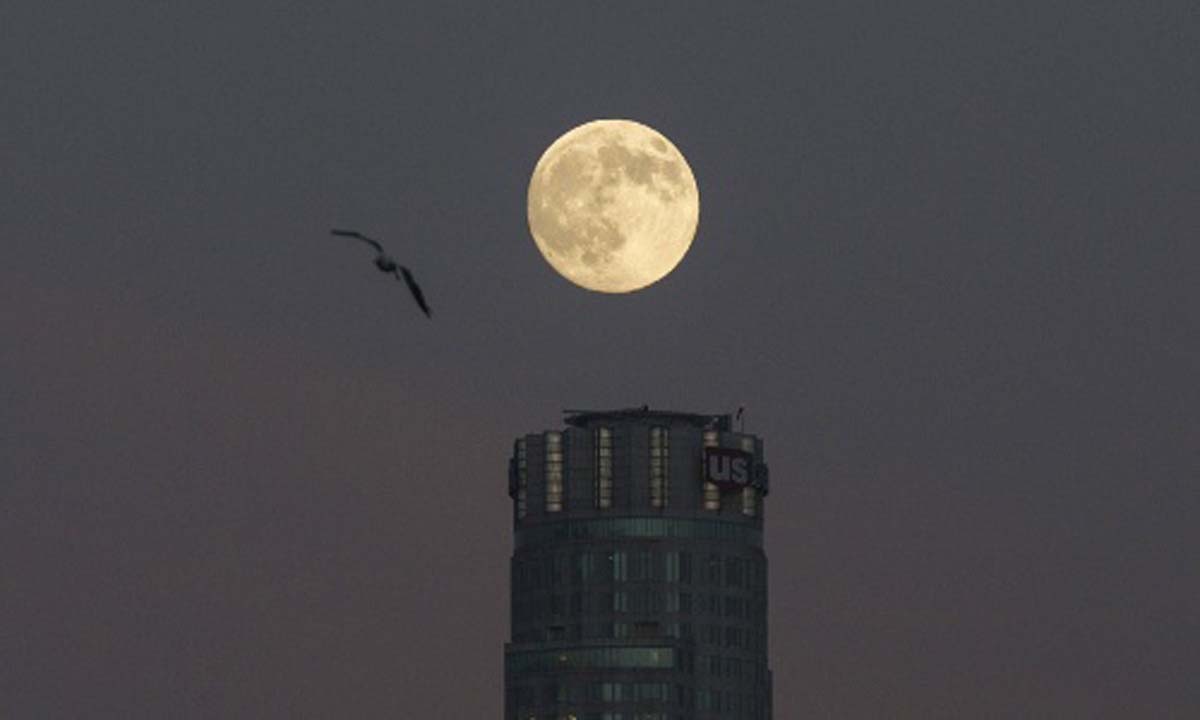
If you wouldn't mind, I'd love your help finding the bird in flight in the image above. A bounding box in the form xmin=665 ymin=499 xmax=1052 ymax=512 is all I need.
xmin=331 ymin=229 xmax=431 ymax=318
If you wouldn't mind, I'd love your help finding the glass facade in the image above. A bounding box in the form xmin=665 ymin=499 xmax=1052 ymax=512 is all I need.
xmin=506 ymin=410 xmax=771 ymax=720
xmin=515 ymin=517 xmax=762 ymax=549
xmin=506 ymin=646 xmax=677 ymax=673
xmin=650 ymin=426 xmax=669 ymax=508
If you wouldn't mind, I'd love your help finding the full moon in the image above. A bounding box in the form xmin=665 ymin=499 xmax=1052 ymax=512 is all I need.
xmin=528 ymin=119 xmax=699 ymax=293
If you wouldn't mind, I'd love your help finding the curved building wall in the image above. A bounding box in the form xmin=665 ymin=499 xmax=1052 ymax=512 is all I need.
xmin=504 ymin=410 xmax=772 ymax=720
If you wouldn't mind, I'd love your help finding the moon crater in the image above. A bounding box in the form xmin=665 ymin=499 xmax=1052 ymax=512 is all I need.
xmin=528 ymin=119 xmax=699 ymax=293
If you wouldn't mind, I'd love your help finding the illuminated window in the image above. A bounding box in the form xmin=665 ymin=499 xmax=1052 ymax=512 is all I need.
xmin=545 ymin=432 xmax=563 ymax=512
xmin=516 ymin=439 xmax=528 ymax=519
xmin=739 ymin=435 xmax=757 ymax=516
xmin=649 ymin=426 xmax=669 ymax=508
xmin=702 ymin=429 xmax=720 ymax=510
xmin=595 ymin=427 xmax=613 ymax=509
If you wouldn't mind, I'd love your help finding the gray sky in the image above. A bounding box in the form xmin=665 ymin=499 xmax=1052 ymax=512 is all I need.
xmin=3 ymin=2 xmax=1197 ymax=716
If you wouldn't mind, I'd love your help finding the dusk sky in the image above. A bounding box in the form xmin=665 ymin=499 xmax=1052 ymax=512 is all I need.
xmin=3 ymin=3 xmax=1197 ymax=717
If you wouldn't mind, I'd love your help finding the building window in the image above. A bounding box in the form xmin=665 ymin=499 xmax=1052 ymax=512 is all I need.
xmin=742 ymin=486 xmax=758 ymax=516
xmin=545 ymin=431 xmax=563 ymax=512
xmin=574 ymin=551 xmax=595 ymax=582
xmin=704 ymin=554 xmax=722 ymax=585
xmin=702 ymin=429 xmax=720 ymax=511
xmin=506 ymin=646 xmax=676 ymax=673
xmin=595 ymin=427 xmax=613 ymax=509
xmin=631 ymin=549 xmax=653 ymax=581
xmin=739 ymin=435 xmax=757 ymax=516
xmin=649 ymin=426 xmax=669 ymax=508
xmin=515 ymin=438 xmax=528 ymax=519
xmin=725 ymin=556 xmax=744 ymax=588
xmin=609 ymin=550 xmax=627 ymax=582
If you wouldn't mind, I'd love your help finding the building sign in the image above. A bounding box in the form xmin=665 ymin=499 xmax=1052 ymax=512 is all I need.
xmin=703 ymin=448 xmax=765 ymax=491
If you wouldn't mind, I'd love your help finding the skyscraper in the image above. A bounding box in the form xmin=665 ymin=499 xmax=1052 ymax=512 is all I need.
xmin=504 ymin=408 xmax=772 ymax=719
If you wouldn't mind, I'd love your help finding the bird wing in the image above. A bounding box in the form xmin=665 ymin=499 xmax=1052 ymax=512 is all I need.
xmin=330 ymin=228 xmax=383 ymax=254
xmin=398 ymin=266 xmax=432 ymax=318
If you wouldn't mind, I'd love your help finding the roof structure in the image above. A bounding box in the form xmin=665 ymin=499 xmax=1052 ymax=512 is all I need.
xmin=562 ymin=406 xmax=731 ymax=430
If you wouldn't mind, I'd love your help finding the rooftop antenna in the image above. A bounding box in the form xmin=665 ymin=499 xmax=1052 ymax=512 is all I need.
xmin=736 ymin=406 xmax=745 ymax=432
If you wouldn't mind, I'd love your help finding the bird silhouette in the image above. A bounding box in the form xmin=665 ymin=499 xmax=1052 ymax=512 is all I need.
xmin=331 ymin=229 xmax=431 ymax=318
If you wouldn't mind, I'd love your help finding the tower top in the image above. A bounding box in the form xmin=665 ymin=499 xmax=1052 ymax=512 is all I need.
xmin=561 ymin=406 xmax=731 ymax=430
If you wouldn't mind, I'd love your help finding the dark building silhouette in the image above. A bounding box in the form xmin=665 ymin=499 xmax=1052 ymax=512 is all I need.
xmin=504 ymin=408 xmax=772 ymax=719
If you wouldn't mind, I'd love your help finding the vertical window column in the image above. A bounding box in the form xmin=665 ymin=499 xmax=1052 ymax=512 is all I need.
xmin=702 ymin=429 xmax=721 ymax=511
xmin=516 ymin=438 xmax=528 ymax=519
xmin=739 ymin=435 xmax=758 ymax=516
xmin=741 ymin=486 xmax=758 ymax=516
xmin=595 ymin=427 xmax=613 ymax=509
xmin=649 ymin=426 xmax=669 ymax=508
xmin=545 ymin=431 xmax=563 ymax=512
